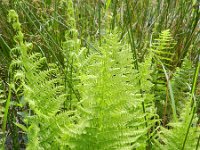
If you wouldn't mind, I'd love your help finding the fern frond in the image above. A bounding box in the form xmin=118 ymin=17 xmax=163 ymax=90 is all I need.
xmin=154 ymin=100 xmax=199 ymax=150
xmin=150 ymin=29 xmax=177 ymax=124
xmin=61 ymin=31 xmax=156 ymax=150
xmin=7 ymin=10 xmax=68 ymax=149
xmin=172 ymin=55 xmax=195 ymax=115
xmin=151 ymin=29 xmax=176 ymax=70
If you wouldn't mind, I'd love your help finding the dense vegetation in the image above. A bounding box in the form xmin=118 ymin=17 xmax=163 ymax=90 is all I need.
xmin=0 ymin=0 xmax=199 ymax=149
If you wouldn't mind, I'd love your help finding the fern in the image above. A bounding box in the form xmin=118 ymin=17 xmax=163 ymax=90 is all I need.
xmin=172 ymin=55 xmax=195 ymax=115
xmin=153 ymin=100 xmax=200 ymax=150
xmin=6 ymin=8 xmax=198 ymax=150
xmin=151 ymin=29 xmax=176 ymax=70
xmin=150 ymin=29 xmax=177 ymax=124
xmin=21 ymin=29 xmax=66 ymax=150
xmin=57 ymin=31 xmax=158 ymax=149
xmin=150 ymin=30 xmax=200 ymax=149
xmin=7 ymin=10 xmax=68 ymax=149
xmin=62 ymin=0 xmax=81 ymax=110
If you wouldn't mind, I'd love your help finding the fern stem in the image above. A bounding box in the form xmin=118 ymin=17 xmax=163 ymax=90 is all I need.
xmin=141 ymin=100 xmax=152 ymax=149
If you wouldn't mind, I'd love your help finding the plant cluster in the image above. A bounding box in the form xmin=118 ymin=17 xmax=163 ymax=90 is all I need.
xmin=0 ymin=0 xmax=199 ymax=149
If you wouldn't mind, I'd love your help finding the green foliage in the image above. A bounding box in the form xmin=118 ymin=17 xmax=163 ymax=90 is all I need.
xmin=7 ymin=9 xmax=66 ymax=149
xmin=60 ymin=32 xmax=157 ymax=149
xmin=0 ymin=80 xmax=6 ymax=148
xmin=150 ymin=29 xmax=177 ymax=123
xmin=172 ymin=55 xmax=195 ymax=114
xmin=150 ymin=29 xmax=176 ymax=69
xmin=0 ymin=1 xmax=199 ymax=149
xmin=154 ymin=101 xmax=199 ymax=150
xmin=62 ymin=0 xmax=81 ymax=110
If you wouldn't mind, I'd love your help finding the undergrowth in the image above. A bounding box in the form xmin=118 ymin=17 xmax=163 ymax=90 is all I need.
xmin=0 ymin=0 xmax=199 ymax=149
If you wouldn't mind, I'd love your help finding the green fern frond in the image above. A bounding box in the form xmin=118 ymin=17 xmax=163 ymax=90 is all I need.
xmin=154 ymin=100 xmax=199 ymax=150
xmin=26 ymin=124 xmax=40 ymax=150
xmin=60 ymin=32 xmax=157 ymax=150
xmin=172 ymin=55 xmax=195 ymax=115
xmin=7 ymin=9 xmax=68 ymax=149
xmin=150 ymin=29 xmax=177 ymax=123
xmin=151 ymin=29 xmax=176 ymax=70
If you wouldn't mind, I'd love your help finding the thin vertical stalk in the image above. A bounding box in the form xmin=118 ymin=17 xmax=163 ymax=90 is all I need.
xmin=196 ymin=134 xmax=200 ymax=150
xmin=182 ymin=55 xmax=200 ymax=150
xmin=125 ymin=0 xmax=138 ymax=69
xmin=180 ymin=5 xmax=200 ymax=64
xmin=161 ymin=63 xmax=177 ymax=122
xmin=98 ymin=0 xmax=101 ymax=45
xmin=2 ymin=83 xmax=12 ymax=148
xmin=111 ymin=0 xmax=118 ymax=30
xmin=19 ymin=2 xmax=63 ymax=67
